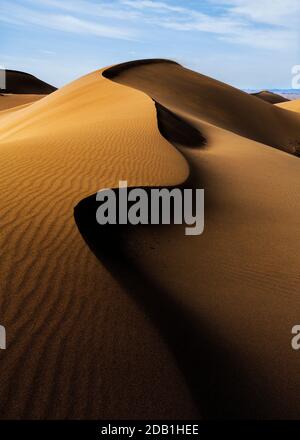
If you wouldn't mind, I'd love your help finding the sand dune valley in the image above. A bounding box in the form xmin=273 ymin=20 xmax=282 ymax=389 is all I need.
xmin=0 ymin=59 xmax=300 ymax=420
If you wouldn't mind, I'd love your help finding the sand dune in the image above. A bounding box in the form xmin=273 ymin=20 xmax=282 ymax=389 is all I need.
xmin=251 ymin=90 xmax=289 ymax=104
xmin=103 ymin=60 xmax=300 ymax=155
xmin=0 ymin=68 xmax=195 ymax=419
xmin=94 ymin=60 xmax=300 ymax=418
xmin=277 ymin=98 xmax=300 ymax=113
xmin=3 ymin=70 xmax=57 ymax=94
xmin=0 ymin=70 xmax=56 ymax=111
xmin=1 ymin=58 xmax=300 ymax=419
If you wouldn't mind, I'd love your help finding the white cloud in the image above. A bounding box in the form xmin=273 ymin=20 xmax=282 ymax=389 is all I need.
xmin=121 ymin=0 xmax=297 ymax=49
xmin=121 ymin=0 xmax=185 ymax=13
xmin=30 ymin=0 xmax=142 ymax=21
xmin=0 ymin=1 xmax=136 ymax=40
xmin=1 ymin=0 xmax=298 ymax=50
xmin=212 ymin=0 xmax=300 ymax=26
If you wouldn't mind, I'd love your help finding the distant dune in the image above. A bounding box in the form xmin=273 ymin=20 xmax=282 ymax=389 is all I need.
xmin=3 ymin=70 xmax=57 ymax=94
xmin=0 ymin=70 xmax=57 ymax=111
xmin=0 ymin=59 xmax=300 ymax=419
xmin=251 ymin=90 xmax=290 ymax=104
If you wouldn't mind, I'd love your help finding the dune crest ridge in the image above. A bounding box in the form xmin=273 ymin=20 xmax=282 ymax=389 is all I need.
xmin=251 ymin=90 xmax=289 ymax=104
xmin=0 ymin=67 xmax=197 ymax=419
xmin=0 ymin=70 xmax=57 ymax=111
xmin=3 ymin=70 xmax=57 ymax=95
xmin=87 ymin=59 xmax=300 ymax=419
xmin=103 ymin=59 xmax=300 ymax=155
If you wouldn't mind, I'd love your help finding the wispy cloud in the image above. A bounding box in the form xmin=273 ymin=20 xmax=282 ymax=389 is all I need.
xmin=212 ymin=0 xmax=300 ymax=26
xmin=121 ymin=0 xmax=186 ymax=13
xmin=2 ymin=0 xmax=297 ymax=88
xmin=1 ymin=0 xmax=298 ymax=50
xmin=121 ymin=0 xmax=298 ymax=49
xmin=0 ymin=1 xmax=136 ymax=40
xmin=30 ymin=0 xmax=142 ymax=21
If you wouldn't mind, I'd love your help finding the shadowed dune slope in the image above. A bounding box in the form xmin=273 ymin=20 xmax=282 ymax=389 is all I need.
xmin=0 ymin=69 xmax=196 ymax=419
xmin=95 ymin=60 xmax=300 ymax=418
xmin=2 ymin=70 xmax=57 ymax=94
xmin=103 ymin=59 xmax=300 ymax=155
xmin=0 ymin=70 xmax=56 ymax=110
xmin=251 ymin=90 xmax=289 ymax=104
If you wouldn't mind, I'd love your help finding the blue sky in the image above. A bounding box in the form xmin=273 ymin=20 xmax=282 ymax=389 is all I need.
xmin=1 ymin=0 xmax=300 ymax=89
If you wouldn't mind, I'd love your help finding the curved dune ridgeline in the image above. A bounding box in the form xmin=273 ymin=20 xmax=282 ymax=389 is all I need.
xmin=3 ymin=70 xmax=57 ymax=95
xmin=0 ymin=68 xmax=196 ymax=419
xmin=82 ymin=59 xmax=300 ymax=419
xmin=0 ymin=70 xmax=57 ymax=111
xmin=103 ymin=59 xmax=300 ymax=155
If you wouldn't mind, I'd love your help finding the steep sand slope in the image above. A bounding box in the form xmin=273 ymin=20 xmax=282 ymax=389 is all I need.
xmin=3 ymin=70 xmax=57 ymax=94
xmin=0 ymin=94 xmax=45 ymax=111
xmin=251 ymin=90 xmax=289 ymax=104
xmin=104 ymin=60 xmax=300 ymax=155
xmin=97 ymin=60 xmax=300 ymax=418
xmin=277 ymin=98 xmax=300 ymax=113
xmin=0 ymin=69 xmax=195 ymax=418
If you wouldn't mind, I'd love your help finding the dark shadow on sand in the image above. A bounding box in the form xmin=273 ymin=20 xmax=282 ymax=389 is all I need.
xmin=155 ymin=102 xmax=206 ymax=148
xmin=73 ymin=69 xmax=275 ymax=418
xmin=74 ymin=189 xmax=274 ymax=419
xmin=102 ymin=59 xmax=179 ymax=79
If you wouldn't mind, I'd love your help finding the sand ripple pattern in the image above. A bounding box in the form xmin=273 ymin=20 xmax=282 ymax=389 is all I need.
xmin=0 ymin=67 xmax=194 ymax=419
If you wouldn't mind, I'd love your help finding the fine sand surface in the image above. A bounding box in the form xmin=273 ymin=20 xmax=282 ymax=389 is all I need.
xmin=0 ymin=94 xmax=45 ymax=111
xmin=1 ymin=59 xmax=300 ymax=419
xmin=0 ymin=68 xmax=195 ymax=419
xmin=97 ymin=60 xmax=300 ymax=419
xmin=277 ymin=98 xmax=300 ymax=113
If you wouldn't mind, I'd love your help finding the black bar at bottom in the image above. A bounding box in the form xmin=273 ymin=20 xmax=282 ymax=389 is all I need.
xmin=0 ymin=420 xmax=298 ymax=438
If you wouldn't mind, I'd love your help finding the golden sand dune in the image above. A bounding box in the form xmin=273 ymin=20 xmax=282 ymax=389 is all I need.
xmin=79 ymin=59 xmax=300 ymax=419
xmin=4 ymin=70 xmax=57 ymax=94
xmin=0 ymin=69 xmax=195 ymax=419
xmin=277 ymin=98 xmax=300 ymax=113
xmin=1 ymin=59 xmax=300 ymax=419
xmin=103 ymin=60 xmax=300 ymax=155
xmin=0 ymin=69 xmax=187 ymax=185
